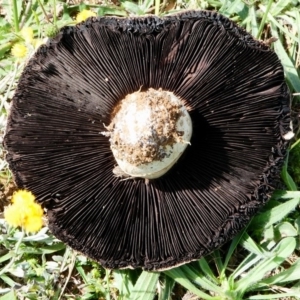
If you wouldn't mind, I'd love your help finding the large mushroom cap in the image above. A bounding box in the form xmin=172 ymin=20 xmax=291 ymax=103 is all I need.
xmin=4 ymin=10 xmax=291 ymax=270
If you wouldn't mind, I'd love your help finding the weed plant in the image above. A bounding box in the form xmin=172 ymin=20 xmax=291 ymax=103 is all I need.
xmin=0 ymin=0 xmax=300 ymax=299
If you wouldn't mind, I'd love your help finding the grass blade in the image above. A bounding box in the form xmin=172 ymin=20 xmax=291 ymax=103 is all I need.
xmin=231 ymin=253 xmax=261 ymax=280
xmin=270 ymin=22 xmax=300 ymax=96
xmin=180 ymin=265 xmax=225 ymax=296
xmin=198 ymin=258 xmax=219 ymax=284
xmin=158 ymin=274 xmax=175 ymax=300
xmin=212 ymin=250 xmax=224 ymax=276
xmin=235 ymin=237 xmax=296 ymax=294
xmin=164 ymin=268 xmax=215 ymax=300
xmin=240 ymin=233 xmax=266 ymax=257
xmin=281 ymin=151 xmax=298 ymax=191
xmin=221 ymin=227 xmax=248 ymax=278
xmin=130 ymin=271 xmax=159 ymax=300
xmin=256 ymin=0 xmax=273 ymax=38
xmin=248 ymin=5 xmax=258 ymax=36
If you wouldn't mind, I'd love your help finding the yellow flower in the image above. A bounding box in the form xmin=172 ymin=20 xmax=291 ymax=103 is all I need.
xmin=11 ymin=43 xmax=28 ymax=58
xmin=76 ymin=9 xmax=96 ymax=23
xmin=4 ymin=190 xmax=44 ymax=233
xmin=20 ymin=27 xmax=34 ymax=43
xmin=11 ymin=189 xmax=35 ymax=205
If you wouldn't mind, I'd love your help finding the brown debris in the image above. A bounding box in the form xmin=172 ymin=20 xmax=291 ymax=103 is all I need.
xmin=105 ymin=88 xmax=184 ymax=166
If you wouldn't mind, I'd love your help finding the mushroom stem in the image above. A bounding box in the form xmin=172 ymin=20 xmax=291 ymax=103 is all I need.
xmin=102 ymin=88 xmax=192 ymax=179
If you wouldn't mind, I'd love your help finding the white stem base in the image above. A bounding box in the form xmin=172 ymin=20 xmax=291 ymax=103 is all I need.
xmin=102 ymin=88 xmax=192 ymax=179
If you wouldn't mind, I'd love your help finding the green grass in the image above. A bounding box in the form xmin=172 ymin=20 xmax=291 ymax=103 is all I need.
xmin=0 ymin=0 xmax=300 ymax=299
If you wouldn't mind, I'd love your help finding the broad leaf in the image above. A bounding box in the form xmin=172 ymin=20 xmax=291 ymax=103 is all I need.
xmin=130 ymin=271 xmax=160 ymax=300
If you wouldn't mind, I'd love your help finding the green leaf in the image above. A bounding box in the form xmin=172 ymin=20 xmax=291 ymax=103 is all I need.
xmin=247 ymin=5 xmax=258 ymax=36
xmin=260 ymin=259 xmax=300 ymax=285
xmin=180 ymin=265 xmax=225 ymax=296
xmin=61 ymin=3 xmax=74 ymax=22
xmin=236 ymin=237 xmax=296 ymax=294
xmin=256 ymin=0 xmax=274 ymax=38
xmin=121 ymin=1 xmax=144 ymax=15
xmin=0 ymin=252 xmax=13 ymax=264
xmin=281 ymin=151 xmax=298 ymax=191
xmin=231 ymin=234 xmax=269 ymax=279
xmin=164 ymin=267 xmax=215 ymax=300
xmin=270 ymin=22 xmax=300 ymax=95
xmin=248 ymin=291 xmax=300 ymax=299
xmin=221 ymin=228 xmax=248 ymax=278
xmin=269 ymin=0 xmax=292 ymax=16
xmin=76 ymin=265 xmax=89 ymax=284
xmin=0 ymin=17 xmax=11 ymax=35
xmin=230 ymin=253 xmax=261 ymax=280
xmin=198 ymin=258 xmax=219 ymax=284
xmin=0 ymin=274 xmax=16 ymax=287
xmin=274 ymin=222 xmax=298 ymax=241
xmin=140 ymin=0 xmax=154 ymax=11
xmin=113 ymin=270 xmax=134 ymax=297
xmin=240 ymin=233 xmax=266 ymax=257
xmin=0 ymin=42 xmax=12 ymax=60
xmin=271 ymin=191 xmax=300 ymax=200
xmin=130 ymin=271 xmax=159 ymax=300
xmin=0 ymin=290 xmax=16 ymax=300
xmin=158 ymin=274 xmax=175 ymax=300
xmin=19 ymin=242 xmax=66 ymax=255
xmin=212 ymin=250 xmax=224 ymax=276
xmin=165 ymin=268 xmax=215 ymax=300
xmin=251 ymin=197 xmax=300 ymax=229
xmin=97 ymin=6 xmax=127 ymax=17
xmin=267 ymin=12 xmax=299 ymax=43
xmin=263 ymin=225 xmax=275 ymax=242
xmin=294 ymin=216 xmax=300 ymax=234
xmin=79 ymin=3 xmax=87 ymax=11
xmin=219 ymin=0 xmax=246 ymax=17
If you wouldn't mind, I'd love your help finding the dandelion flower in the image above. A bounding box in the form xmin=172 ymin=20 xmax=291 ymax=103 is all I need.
xmin=76 ymin=9 xmax=96 ymax=23
xmin=22 ymin=215 xmax=43 ymax=233
xmin=11 ymin=43 xmax=28 ymax=58
xmin=11 ymin=189 xmax=35 ymax=205
xmin=4 ymin=204 xmax=23 ymax=228
xmin=4 ymin=190 xmax=43 ymax=233
xmin=20 ymin=27 xmax=34 ymax=44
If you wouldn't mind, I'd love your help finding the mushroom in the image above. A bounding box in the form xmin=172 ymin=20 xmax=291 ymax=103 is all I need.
xmin=4 ymin=10 xmax=291 ymax=270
